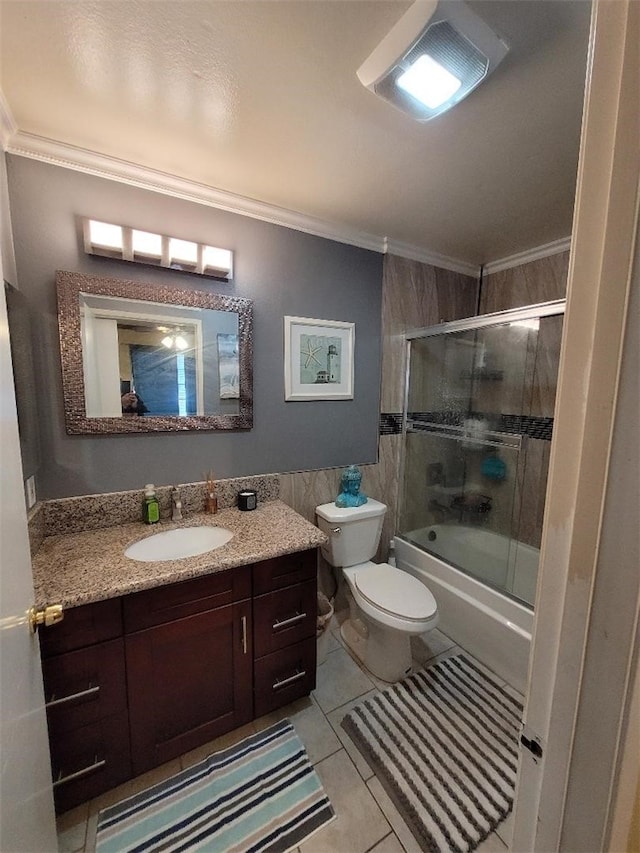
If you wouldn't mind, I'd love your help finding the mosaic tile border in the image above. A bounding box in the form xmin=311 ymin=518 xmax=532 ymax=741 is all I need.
xmin=379 ymin=413 xmax=403 ymax=435
xmin=408 ymin=411 xmax=554 ymax=442
xmin=382 ymin=411 xmax=553 ymax=441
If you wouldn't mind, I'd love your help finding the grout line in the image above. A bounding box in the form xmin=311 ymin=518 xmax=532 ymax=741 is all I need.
xmin=363 ymin=830 xmax=397 ymax=853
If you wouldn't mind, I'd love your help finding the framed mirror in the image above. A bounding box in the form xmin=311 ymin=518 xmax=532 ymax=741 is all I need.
xmin=56 ymin=270 xmax=253 ymax=433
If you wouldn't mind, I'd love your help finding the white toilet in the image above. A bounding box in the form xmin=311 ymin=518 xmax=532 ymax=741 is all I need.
xmin=315 ymin=498 xmax=438 ymax=683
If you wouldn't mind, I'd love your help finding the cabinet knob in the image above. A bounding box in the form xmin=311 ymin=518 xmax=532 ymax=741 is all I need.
xmin=28 ymin=604 xmax=64 ymax=634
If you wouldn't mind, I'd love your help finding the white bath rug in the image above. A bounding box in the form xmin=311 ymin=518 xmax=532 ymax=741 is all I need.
xmin=342 ymin=654 xmax=523 ymax=853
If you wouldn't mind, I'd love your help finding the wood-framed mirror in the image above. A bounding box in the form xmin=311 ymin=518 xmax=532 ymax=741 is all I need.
xmin=56 ymin=270 xmax=253 ymax=434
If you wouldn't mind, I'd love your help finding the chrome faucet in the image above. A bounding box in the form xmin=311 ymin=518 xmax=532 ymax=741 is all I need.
xmin=171 ymin=487 xmax=183 ymax=522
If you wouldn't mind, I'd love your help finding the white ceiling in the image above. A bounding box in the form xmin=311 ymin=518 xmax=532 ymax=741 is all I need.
xmin=0 ymin=1 xmax=591 ymax=267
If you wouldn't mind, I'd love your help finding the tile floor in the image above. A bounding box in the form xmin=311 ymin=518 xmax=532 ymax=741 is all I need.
xmin=56 ymin=618 xmax=524 ymax=853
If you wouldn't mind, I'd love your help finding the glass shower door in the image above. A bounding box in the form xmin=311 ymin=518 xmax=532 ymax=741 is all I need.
xmin=398 ymin=311 xmax=554 ymax=606
xmin=400 ymin=420 xmax=523 ymax=594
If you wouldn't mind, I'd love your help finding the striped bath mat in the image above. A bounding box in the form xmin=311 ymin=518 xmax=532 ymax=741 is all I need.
xmin=96 ymin=720 xmax=335 ymax=852
xmin=342 ymin=654 xmax=523 ymax=853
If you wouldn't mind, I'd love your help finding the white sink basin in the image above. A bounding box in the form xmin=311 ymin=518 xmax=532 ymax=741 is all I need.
xmin=125 ymin=526 xmax=234 ymax=562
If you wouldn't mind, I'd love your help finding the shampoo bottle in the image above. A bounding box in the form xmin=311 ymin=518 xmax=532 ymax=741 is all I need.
xmin=143 ymin=484 xmax=160 ymax=524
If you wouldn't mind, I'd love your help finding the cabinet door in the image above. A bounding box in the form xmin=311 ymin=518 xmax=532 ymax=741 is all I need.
xmin=126 ymin=600 xmax=252 ymax=775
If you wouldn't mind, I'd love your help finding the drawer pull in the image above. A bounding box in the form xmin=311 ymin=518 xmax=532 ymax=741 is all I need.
xmin=272 ymin=669 xmax=306 ymax=691
xmin=53 ymin=757 xmax=106 ymax=787
xmin=46 ymin=684 xmax=100 ymax=709
xmin=272 ymin=612 xmax=308 ymax=631
xmin=241 ymin=616 xmax=248 ymax=655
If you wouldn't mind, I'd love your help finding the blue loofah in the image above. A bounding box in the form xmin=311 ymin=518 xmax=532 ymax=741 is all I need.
xmin=481 ymin=454 xmax=507 ymax=480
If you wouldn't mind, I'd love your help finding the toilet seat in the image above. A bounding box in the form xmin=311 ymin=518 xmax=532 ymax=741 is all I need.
xmin=353 ymin=562 xmax=437 ymax=622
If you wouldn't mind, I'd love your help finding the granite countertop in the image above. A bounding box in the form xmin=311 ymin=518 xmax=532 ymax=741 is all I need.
xmin=32 ymin=500 xmax=328 ymax=609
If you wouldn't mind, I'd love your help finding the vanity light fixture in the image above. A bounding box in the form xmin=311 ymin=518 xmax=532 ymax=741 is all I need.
xmin=82 ymin=218 xmax=234 ymax=280
xmin=357 ymin=0 xmax=509 ymax=121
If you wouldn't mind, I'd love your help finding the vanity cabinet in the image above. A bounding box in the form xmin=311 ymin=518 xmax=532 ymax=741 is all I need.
xmin=39 ymin=549 xmax=317 ymax=812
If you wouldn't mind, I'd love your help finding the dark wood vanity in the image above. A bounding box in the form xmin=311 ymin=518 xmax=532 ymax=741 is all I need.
xmin=39 ymin=548 xmax=318 ymax=813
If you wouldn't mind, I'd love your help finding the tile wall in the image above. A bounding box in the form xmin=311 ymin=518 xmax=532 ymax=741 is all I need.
xmin=481 ymin=252 xmax=568 ymax=548
xmin=479 ymin=251 xmax=569 ymax=314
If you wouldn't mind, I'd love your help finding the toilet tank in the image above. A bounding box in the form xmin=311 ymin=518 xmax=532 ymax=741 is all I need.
xmin=315 ymin=498 xmax=387 ymax=567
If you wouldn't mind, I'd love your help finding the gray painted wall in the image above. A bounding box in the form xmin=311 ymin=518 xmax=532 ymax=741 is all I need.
xmin=6 ymin=156 xmax=383 ymax=499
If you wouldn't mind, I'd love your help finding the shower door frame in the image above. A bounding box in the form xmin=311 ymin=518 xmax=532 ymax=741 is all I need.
xmin=397 ymin=298 xmax=566 ymax=592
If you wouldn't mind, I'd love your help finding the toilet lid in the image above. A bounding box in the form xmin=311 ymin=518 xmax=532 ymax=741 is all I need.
xmin=354 ymin=563 xmax=437 ymax=621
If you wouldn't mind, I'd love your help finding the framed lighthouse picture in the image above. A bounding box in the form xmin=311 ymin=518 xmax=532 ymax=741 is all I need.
xmin=284 ymin=316 xmax=354 ymax=401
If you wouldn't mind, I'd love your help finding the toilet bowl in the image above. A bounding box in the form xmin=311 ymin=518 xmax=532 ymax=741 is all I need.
xmin=315 ymin=498 xmax=439 ymax=683
xmin=341 ymin=561 xmax=438 ymax=682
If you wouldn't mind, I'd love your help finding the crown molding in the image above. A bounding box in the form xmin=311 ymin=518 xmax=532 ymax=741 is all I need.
xmin=0 ymin=90 xmax=18 ymax=150
xmin=0 ymin=92 xmax=569 ymax=279
xmin=4 ymin=129 xmax=481 ymax=275
xmin=383 ymin=237 xmax=480 ymax=277
xmin=483 ymin=237 xmax=572 ymax=275
xmin=5 ymin=130 xmax=390 ymax=253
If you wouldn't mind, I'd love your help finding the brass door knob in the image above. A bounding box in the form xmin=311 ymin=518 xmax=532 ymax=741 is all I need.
xmin=28 ymin=604 xmax=64 ymax=634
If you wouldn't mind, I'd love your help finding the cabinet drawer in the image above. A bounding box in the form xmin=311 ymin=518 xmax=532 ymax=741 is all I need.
xmin=42 ymin=639 xmax=127 ymax=737
xmin=254 ymin=579 xmax=316 ymax=657
xmin=253 ymin=549 xmax=316 ymax=595
xmin=254 ymin=637 xmax=316 ymax=717
xmin=124 ymin=565 xmax=252 ymax=632
xmin=39 ymin=598 xmax=123 ymax=658
xmin=50 ymin=709 xmax=131 ymax=814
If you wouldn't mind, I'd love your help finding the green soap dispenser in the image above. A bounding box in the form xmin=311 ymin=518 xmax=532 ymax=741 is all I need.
xmin=143 ymin=484 xmax=160 ymax=524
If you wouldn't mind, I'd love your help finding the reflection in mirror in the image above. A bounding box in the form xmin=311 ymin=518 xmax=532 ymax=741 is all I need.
xmin=80 ymin=293 xmax=239 ymax=418
xmin=57 ymin=270 xmax=252 ymax=434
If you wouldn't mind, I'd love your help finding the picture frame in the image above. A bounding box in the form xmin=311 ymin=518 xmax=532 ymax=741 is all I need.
xmin=284 ymin=316 xmax=354 ymax=401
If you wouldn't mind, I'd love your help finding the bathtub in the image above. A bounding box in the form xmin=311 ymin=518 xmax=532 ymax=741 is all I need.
xmin=395 ymin=526 xmax=535 ymax=694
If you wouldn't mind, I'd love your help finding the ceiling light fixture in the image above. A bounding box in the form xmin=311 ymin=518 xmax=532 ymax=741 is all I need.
xmin=82 ymin=218 xmax=234 ymax=280
xmin=161 ymin=331 xmax=189 ymax=351
xmin=357 ymin=0 xmax=509 ymax=121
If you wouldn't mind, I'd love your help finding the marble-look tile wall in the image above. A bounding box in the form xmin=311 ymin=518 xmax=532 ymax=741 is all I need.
xmin=481 ymin=252 xmax=568 ymax=548
xmin=377 ymin=256 xmax=478 ymax=555
xmin=480 ymin=251 xmax=569 ymax=313
xmin=381 ymin=256 xmax=480 ymax=413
